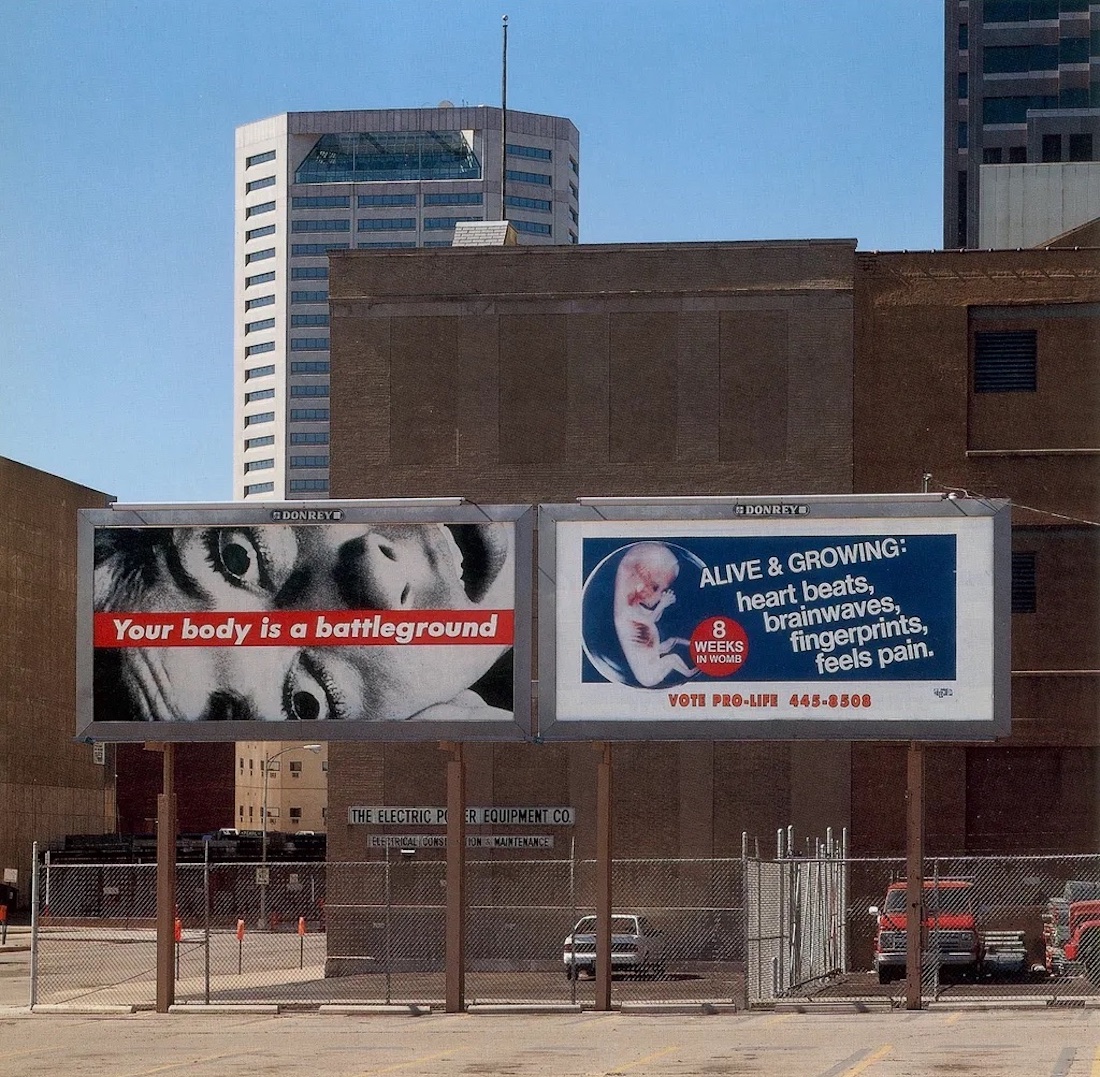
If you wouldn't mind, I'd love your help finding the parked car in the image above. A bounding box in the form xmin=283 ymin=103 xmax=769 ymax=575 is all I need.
xmin=562 ymin=914 xmax=665 ymax=980
xmin=1061 ymin=899 xmax=1100 ymax=985
xmin=869 ymin=879 xmax=981 ymax=984
xmin=1042 ymin=882 xmax=1100 ymax=978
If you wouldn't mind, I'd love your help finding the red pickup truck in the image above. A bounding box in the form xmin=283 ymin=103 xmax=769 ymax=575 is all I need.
xmin=869 ymin=878 xmax=981 ymax=985
xmin=1061 ymin=899 xmax=1100 ymax=984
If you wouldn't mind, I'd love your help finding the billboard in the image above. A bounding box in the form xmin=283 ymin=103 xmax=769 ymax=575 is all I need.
xmin=77 ymin=502 xmax=533 ymax=742
xmin=538 ymin=496 xmax=1010 ymax=741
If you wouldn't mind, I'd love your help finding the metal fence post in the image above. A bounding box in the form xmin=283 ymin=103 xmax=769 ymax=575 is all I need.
xmin=29 ymin=842 xmax=39 ymax=1008
xmin=568 ymin=837 xmax=577 ymax=1006
xmin=203 ymin=840 xmax=211 ymax=1005
xmin=384 ymin=850 xmax=392 ymax=1005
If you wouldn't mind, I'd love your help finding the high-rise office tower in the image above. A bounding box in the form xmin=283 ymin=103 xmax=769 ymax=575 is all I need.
xmin=233 ymin=107 xmax=581 ymax=501
xmin=944 ymin=0 xmax=1099 ymax=248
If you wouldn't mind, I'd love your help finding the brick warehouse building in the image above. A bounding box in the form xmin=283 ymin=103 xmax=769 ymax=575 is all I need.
xmin=324 ymin=238 xmax=1099 ymax=866
xmin=853 ymin=247 xmax=1100 ymax=855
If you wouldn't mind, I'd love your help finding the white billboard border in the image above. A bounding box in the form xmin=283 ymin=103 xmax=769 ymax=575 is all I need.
xmin=536 ymin=495 xmax=1011 ymax=742
xmin=76 ymin=500 xmax=534 ymax=744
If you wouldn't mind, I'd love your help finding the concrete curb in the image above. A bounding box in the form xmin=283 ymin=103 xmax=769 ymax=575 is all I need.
xmin=318 ymin=1004 xmax=432 ymax=1016
xmin=773 ymin=1001 xmax=894 ymax=1014
xmin=466 ymin=1003 xmax=584 ymax=1015
xmin=32 ymin=1004 xmax=137 ymax=1015
xmin=619 ymin=1002 xmax=741 ymax=1015
xmin=169 ymin=1004 xmax=279 ymax=1014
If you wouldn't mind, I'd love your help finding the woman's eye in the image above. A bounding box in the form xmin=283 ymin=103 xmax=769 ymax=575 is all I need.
xmin=284 ymin=655 xmax=341 ymax=721
xmin=215 ymin=530 xmax=263 ymax=587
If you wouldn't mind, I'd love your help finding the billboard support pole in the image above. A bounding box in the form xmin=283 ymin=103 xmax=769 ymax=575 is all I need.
xmin=595 ymin=741 xmax=613 ymax=1011
xmin=443 ymin=741 xmax=466 ymax=1013
xmin=905 ymin=741 xmax=925 ymax=1010
xmin=151 ymin=742 xmax=177 ymax=1013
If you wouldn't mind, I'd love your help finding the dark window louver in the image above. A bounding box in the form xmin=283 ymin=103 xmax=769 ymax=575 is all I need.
xmin=1011 ymin=552 xmax=1036 ymax=613
xmin=974 ymin=331 xmax=1037 ymax=392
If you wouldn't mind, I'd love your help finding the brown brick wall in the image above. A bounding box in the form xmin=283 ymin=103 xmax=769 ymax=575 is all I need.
xmin=0 ymin=458 xmax=113 ymax=903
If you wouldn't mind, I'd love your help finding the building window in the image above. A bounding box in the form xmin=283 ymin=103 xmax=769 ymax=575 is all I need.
xmin=958 ymin=72 xmax=968 ymax=99
xmin=291 ymin=338 xmax=328 ymax=351
xmin=569 ymin=157 xmax=579 ymax=174
xmin=289 ymin=455 xmax=330 ymax=468
xmin=289 ymin=808 xmax=303 ymax=821
xmin=296 ymin=131 xmax=481 ymax=184
xmin=291 ymin=243 xmax=350 ymax=255
xmin=958 ymin=122 xmax=969 ymax=149
xmin=246 ymin=201 xmax=276 ymax=218
xmin=245 ymin=364 xmax=276 ymax=380
xmin=974 ymin=330 xmax=1037 ymax=392
xmin=569 ymin=232 xmax=578 ymax=244
xmin=244 ymin=458 xmax=275 ymax=472
xmin=506 ymin=169 xmax=552 ymax=187
xmin=289 ymin=479 xmax=329 ymax=492
xmin=1011 ymin=552 xmax=1036 ymax=613
xmin=246 ymin=270 xmax=276 ymax=287
xmin=245 ymin=294 xmax=276 ymax=310
xmin=513 ymin=219 xmax=552 ymax=236
xmin=1008 ymin=146 xmax=1027 ymax=163
xmin=246 ymin=176 xmax=276 ymax=193
xmin=321 ymin=760 xmax=329 ymax=772
xmin=244 ymin=411 xmax=275 ymax=426
xmin=292 ymin=195 xmax=350 ymax=209
xmin=357 ymin=217 xmax=416 ymax=231
xmin=290 ymin=384 xmax=330 ymax=397
xmin=424 ymin=192 xmax=484 ymax=206
xmin=956 ymin=170 xmax=967 ymax=246
xmin=984 ymin=1 xmax=1033 ymax=22
xmin=423 ymin=240 xmax=451 ymax=248
xmin=569 ymin=207 xmax=579 ymax=224
xmin=958 ymin=22 xmax=967 ymax=49
xmin=982 ymin=95 xmax=1058 ymax=124
xmin=267 ymin=807 xmax=280 ymax=820
xmin=290 ymin=431 xmax=329 ymax=444
xmin=245 ymin=434 xmax=275 ymax=450
xmin=507 ymin=143 xmax=551 ymax=160
xmin=245 ymin=388 xmax=276 ymax=403
xmin=244 ymin=482 xmax=274 ymax=496
xmin=291 ymin=219 xmax=350 ymax=233
xmin=504 ymin=194 xmax=551 ymax=213
xmin=1069 ymin=133 xmax=1093 ymax=162
xmin=246 ymin=317 xmax=276 ymax=334
xmin=291 ymin=266 xmax=328 ymax=279
xmin=1042 ymin=133 xmax=1062 ymax=162
xmin=569 ymin=182 xmax=579 ymax=201
xmin=291 ymin=313 xmax=330 ymax=327
xmin=291 ymin=290 xmax=328 ymax=303
xmin=249 ymin=805 xmax=254 ymax=819
xmin=358 ymin=241 xmax=417 ymax=249
xmin=1060 ymin=87 xmax=1090 ymax=109
xmin=291 ymin=360 xmax=330 ymax=374
xmin=245 ymin=341 xmax=275 ymax=357
xmin=246 ymin=150 xmax=276 ymax=168
xmin=1060 ymin=37 xmax=1090 ymax=65
xmin=289 ymin=761 xmax=303 ymax=774
xmin=358 ymin=194 xmax=417 ymax=207
xmin=246 ymin=224 xmax=276 ymax=241
xmin=424 ymin=216 xmax=481 ymax=230
xmin=983 ymin=147 xmax=1004 ymax=164
xmin=290 ymin=408 xmax=330 ymax=420
xmin=245 ymin=247 xmax=275 ymax=264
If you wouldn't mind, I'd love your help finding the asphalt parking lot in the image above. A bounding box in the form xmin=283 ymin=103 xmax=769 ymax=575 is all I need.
xmin=6 ymin=935 xmax=1100 ymax=1076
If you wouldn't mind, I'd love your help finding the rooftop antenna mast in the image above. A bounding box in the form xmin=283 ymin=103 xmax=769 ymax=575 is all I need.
xmin=500 ymin=14 xmax=508 ymax=221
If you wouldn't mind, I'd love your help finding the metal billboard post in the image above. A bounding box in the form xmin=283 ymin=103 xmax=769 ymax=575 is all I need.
xmin=595 ymin=741 xmax=613 ymax=1011
xmin=153 ymin=743 xmax=177 ymax=1013
xmin=443 ymin=741 xmax=466 ymax=1013
xmin=905 ymin=741 xmax=925 ymax=1010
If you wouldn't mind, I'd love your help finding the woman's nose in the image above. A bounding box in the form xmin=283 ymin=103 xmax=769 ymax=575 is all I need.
xmin=333 ymin=533 xmax=411 ymax=609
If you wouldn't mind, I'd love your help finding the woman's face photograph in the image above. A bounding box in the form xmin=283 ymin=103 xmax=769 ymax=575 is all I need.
xmin=93 ymin=521 xmax=515 ymax=724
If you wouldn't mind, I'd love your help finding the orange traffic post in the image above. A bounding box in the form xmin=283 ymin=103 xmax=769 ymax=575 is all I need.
xmin=0 ymin=904 xmax=7 ymax=946
xmin=174 ymin=917 xmax=182 ymax=979
xmin=298 ymin=916 xmax=306 ymax=969
xmin=236 ymin=918 xmax=245 ymax=974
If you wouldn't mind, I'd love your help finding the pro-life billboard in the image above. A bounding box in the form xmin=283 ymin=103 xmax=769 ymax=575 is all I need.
xmin=77 ymin=502 xmax=533 ymax=742
xmin=538 ymin=496 xmax=1011 ymax=741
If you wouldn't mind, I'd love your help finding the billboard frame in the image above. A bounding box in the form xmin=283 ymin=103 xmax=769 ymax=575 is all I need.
xmin=77 ymin=500 xmax=533 ymax=743
xmin=537 ymin=494 xmax=1011 ymax=742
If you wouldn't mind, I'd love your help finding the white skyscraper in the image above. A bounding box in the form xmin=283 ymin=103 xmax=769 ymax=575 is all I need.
xmin=233 ymin=107 xmax=581 ymax=500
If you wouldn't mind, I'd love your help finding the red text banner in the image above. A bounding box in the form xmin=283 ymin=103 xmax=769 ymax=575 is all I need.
xmin=95 ymin=610 xmax=514 ymax=648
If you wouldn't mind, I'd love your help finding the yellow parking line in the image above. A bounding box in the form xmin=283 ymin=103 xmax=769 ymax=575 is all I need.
xmin=360 ymin=1048 xmax=464 ymax=1075
xmin=1091 ymin=1044 xmax=1100 ymax=1077
xmin=839 ymin=1043 xmax=892 ymax=1077
xmin=608 ymin=1045 xmax=679 ymax=1074
xmin=946 ymin=1012 xmax=964 ymax=1025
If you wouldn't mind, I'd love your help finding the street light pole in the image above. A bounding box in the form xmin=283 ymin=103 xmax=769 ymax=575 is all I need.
xmin=259 ymin=743 xmax=320 ymax=928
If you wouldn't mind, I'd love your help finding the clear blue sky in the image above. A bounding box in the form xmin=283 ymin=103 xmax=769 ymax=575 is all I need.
xmin=0 ymin=1 xmax=944 ymax=503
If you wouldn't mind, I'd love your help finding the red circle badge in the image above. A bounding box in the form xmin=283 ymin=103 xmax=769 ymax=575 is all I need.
xmin=690 ymin=616 xmax=749 ymax=677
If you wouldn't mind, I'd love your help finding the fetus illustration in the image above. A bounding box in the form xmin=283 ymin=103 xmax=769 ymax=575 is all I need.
xmin=613 ymin=542 xmax=698 ymax=687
